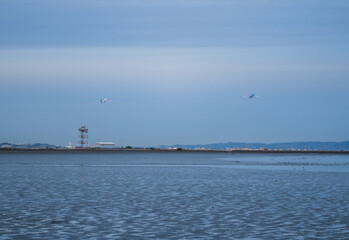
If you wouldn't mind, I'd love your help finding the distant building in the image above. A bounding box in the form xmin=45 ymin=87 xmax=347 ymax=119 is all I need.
xmin=65 ymin=142 xmax=75 ymax=149
xmin=96 ymin=142 xmax=115 ymax=149
xmin=0 ymin=144 xmax=12 ymax=149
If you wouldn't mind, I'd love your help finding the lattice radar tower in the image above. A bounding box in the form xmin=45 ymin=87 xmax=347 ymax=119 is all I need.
xmin=78 ymin=125 xmax=88 ymax=148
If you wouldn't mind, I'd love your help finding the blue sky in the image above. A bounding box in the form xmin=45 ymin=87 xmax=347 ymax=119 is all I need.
xmin=1 ymin=0 xmax=349 ymax=146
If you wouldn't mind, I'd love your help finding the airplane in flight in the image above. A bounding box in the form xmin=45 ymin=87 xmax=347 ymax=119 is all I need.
xmin=97 ymin=98 xmax=111 ymax=104
xmin=244 ymin=93 xmax=259 ymax=99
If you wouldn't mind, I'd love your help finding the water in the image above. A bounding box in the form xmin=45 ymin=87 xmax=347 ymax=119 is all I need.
xmin=1 ymin=152 xmax=349 ymax=239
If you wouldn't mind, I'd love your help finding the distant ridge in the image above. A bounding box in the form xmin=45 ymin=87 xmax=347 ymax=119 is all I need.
xmin=167 ymin=141 xmax=349 ymax=151
xmin=0 ymin=142 xmax=58 ymax=149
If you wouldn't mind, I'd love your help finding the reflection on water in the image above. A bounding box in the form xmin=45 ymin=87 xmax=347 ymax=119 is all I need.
xmin=0 ymin=152 xmax=349 ymax=239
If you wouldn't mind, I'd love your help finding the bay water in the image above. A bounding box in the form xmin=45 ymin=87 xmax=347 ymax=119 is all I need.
xmin=1 ymin=152 xmax=348 ymax=239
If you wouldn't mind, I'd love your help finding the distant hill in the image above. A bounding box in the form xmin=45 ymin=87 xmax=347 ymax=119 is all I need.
xmin=167 ymin=141 xmax=349 ymax=151
xmin=0 ymin=142 xmax=58 ymax=149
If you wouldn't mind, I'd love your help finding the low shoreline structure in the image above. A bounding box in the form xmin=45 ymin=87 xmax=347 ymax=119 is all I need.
xmin=0 ymin=148 xmax=348 ymax=154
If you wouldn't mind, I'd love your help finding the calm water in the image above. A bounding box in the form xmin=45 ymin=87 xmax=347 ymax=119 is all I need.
xmin=1 ymin=152 xmax=349 ymax=239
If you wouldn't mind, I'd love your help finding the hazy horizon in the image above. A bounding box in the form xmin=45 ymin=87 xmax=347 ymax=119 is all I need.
xmin=1 ymin=0 xmax=349 ymax=146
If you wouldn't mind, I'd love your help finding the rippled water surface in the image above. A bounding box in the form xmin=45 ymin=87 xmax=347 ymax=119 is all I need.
xmin=1 ymin=152 xmax=349 ymax=239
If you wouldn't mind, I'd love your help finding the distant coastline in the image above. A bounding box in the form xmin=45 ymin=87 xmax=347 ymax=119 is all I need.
xmin=2 ymin=141 xmax=349 ymax=152
xmin=168 ymin=141 xmax=349 ymax=152
xmin=1 ymin=148 xmax=348 ymax=154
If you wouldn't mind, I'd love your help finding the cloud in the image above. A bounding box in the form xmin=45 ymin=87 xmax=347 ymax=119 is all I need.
xmin=1 ymin=0 xmax=348 ymax=48
xmin=1 ymin=47 xmax=348 ymax=89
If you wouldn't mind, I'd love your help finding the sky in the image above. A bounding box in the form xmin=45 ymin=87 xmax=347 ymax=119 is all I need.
xmin=1 ymin=0 xmax=349 ymax=146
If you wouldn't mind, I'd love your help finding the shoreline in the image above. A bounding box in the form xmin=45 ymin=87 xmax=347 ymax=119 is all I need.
xmin=0 ymin=148 xmax=348 ymax=154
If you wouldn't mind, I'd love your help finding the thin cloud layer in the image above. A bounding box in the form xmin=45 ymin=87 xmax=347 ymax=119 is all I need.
xmin=1 ymin=0 xmax=348 ymax=48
